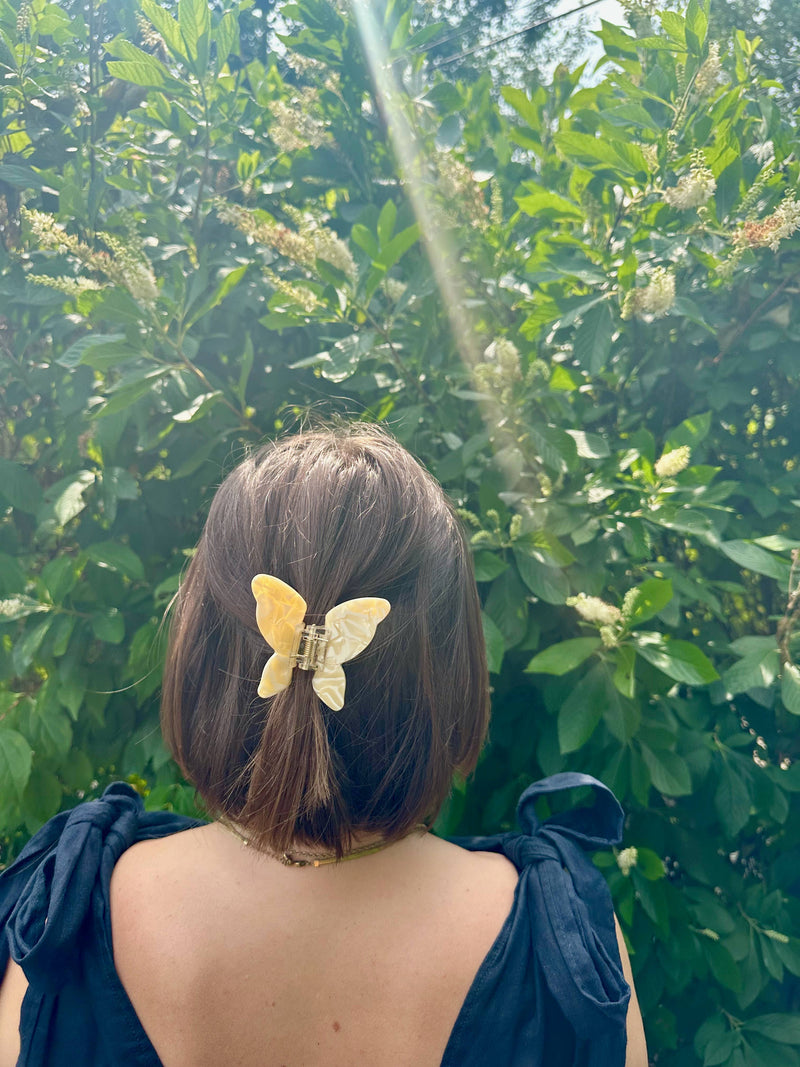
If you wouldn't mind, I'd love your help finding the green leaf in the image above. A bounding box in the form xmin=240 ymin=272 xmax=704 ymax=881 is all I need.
xmin=529 ymin=424 xmax=578 ymax=475
xmin=100 ymin=467 xmax=140 ymax=514
xmin=86 ymin=541 xmax=145 ymax=581
xmin=375 ymin=223 xmax=420 ymax=272
xmin=0 ymin=163 xmax=46 ymax=189
xmin=214 ymin=10 xmax=239 ymax=66
xmin=351 ymin=224 xmax=379 ymax=258
xmin=573 ymin=302 xmax=613 ymax=375
xmin=0 ymin=553 xmax=26 ymax=595
xmin=75 ymin=340 xmax=139 ymax=372
xmin=178 ymin=0 xmax=210 ymax=59
xmin=631 ymin=868 xmax=669 ymax=931
xmin=723 ymin=648 xmax=779 ymax=695
xmin=550 ymin=365 xmax=578 ymax=392
xmin=91 ymin=608 xmax=125 ymax=644
xmin=633 ymin=634 xmax=719 ymax=685
xmin=55 ymin=332 xmax=127 ymax=370
xmin=782 ymin=664 xmax=800 ymax=715
xmin=745 ymin=1015 xmax=800 ymax=1045
xmin=685 ymin=0 xmax=708 ymax=54
xmin=38 ymin=471 xmax=95 ymax=526
xmin=485 ymin=568 xmax=528 ymax=647
xmin=641 ymin=745 xmax=692 ymax=796
xmin=514 ymin=550 xmax=570 ymax=604
xmin=377 ymin=200 xmax=397 ymax=246
xmin=720 ymin=540 xmax=791 ymax=583
xmin=481 ymin=611 xmax=504 ymax=674
xmin=57 ymin=663 xmax=87 ymax=720
xmin=706 ymin=940 xmax=743 ymax=993
xmin=106 ymin=51 xmax=170 ymax=89
xmin=602 ymin=668 xmax=640 ymax=743
xmin=236 ymin=337 xmax=254 ymax=407
xmin=595 ymin=20 xmax=638 ymax=57
xmin=389 ymin=5 xmax=412 ymax=50
xmin=624 ymin=578 xmax=673 ymax=625
xmin=775 ymin=938 xmax=800 ymax=978
xmin=553 ymin=293 xmax=608 ymax=331
xmin=97 ymin=369 xmax=169 ymax=418
xmin=525 ymin=637 xmax=600 ymax=675
xmin=185 ymin=264 xmax=248 ymax=327
xmin=48 ymin=614 xmax=76 ymax=657
xmin=659 ymin=9 xmax=687 ymax=44
xmin=696 ymin=1015 xmax=729 ymax=1057
xmin=558 ymin=663 xmax=607 ymax=754
xmin=173 ymin=391 xmax=223 ymax=423
xmin=515 ymin=187 xmax=583 ymax=220
xmin=613 ymin=645 xmax=636 ymax=699
xmin=702 ymin=1029 xmax=741 ymax=1065
xmin=60 ymin=749 xmax=94 ymax=792
xmin=0 ymin=727 xmax=33 ymax=802
xmin=140 ymin=0 xmax=186 ymax=58
xmin=686 ymin=888 xmax=736 ymax=934
xmin=565 ymin=429 xmax=610 ymax=459
xmin=23 ymin=766 xmax=62 ymax=828
xmin=12 ymin=617 xmax=51 ymax=674
xmin=553 ymin=131 xmax=648 ymax=177
xmin=501 ymin=86 xmax=542 ymax=129
xmin=33 ymin=695 xmax=73 ymax=758
xmin=424 ymin=82 xmax=464 ymax=114
xmin=753 ymin=535 xmax=800 ymax=552
xmin=636 ymin=847 xmax=666 ymax=881
xmin=664 ymin=410 xmax=711 ymax=451
xmin=0 ymin=458 xmax=42 ymax=513
xmin=728 ymin=636 xmax=777 ymax=656
xmin=714 ymin=761 xmax=751 ymax=835
xmin=472 ymin=551 xmax=508 ymax=582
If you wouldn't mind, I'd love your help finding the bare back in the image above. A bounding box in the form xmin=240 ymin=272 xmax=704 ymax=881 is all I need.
xmin=109 ymin=825 xmax=520 ymax=1067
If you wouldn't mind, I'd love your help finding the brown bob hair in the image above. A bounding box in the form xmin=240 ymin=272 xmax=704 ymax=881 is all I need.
xmin=161 ymin=425 xmax=490 ymax=855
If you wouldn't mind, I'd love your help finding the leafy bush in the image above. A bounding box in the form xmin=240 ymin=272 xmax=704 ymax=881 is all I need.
xmin=1 ymin=0 xmax=799 ymax=1062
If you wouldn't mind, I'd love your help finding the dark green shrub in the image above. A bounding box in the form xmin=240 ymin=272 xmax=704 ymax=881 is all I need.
xmin=1 ymin=0 xmax=799 ymax=1061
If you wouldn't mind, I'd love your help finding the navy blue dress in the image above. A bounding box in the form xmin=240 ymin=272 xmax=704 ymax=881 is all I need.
xmin=0 ymin=773 xmax=630 ymax=1066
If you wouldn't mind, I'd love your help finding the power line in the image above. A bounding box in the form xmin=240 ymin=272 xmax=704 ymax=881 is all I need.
xmin=421 ymin=2 xmax=540 ymax=53
xmin=432 ymin=0 xmax=607 ymax=67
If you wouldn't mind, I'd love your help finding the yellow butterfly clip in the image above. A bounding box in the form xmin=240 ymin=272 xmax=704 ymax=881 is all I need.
xmin=251 ymin=574 xmax=391 ymax=712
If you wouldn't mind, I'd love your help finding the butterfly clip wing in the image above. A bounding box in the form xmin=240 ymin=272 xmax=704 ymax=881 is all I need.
xmin=313 ymin=598 xmax=391 ymax=711
xmin=251 ymin=574 xmax=307 ymax=698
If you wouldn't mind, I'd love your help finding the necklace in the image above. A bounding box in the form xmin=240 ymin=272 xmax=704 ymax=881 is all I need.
xmin=217 ymin=818 xmax=427 ymax=868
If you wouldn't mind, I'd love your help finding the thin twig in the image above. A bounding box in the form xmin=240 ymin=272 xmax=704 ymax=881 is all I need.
xmin=714 ymin=271 xmax=800 ymax=363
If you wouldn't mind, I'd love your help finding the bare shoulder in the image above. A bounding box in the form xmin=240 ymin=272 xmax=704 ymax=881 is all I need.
xmin=110 ymin=831 xmax=183 ymax=903
xmin=0 ymin=957 xmax=27 ymax=1067
xmin=110 ymin=834 xmax=183 ymax=944
xmin=460 ymin=844 xmax=520 ymax=893
xmin=430 ymin=837 xmax=520 ymax=923
xmin=111 ymin=824 xmax=217 ymax=908
xmin=109 ymin=828 xmax=214 ymax=993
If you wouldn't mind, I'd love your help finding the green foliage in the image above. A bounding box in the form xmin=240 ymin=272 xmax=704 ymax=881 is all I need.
xmin=1 ymin=0 xmax=800 ymax=1061
xmin=708 ymin=0 xmax=800 ymax=110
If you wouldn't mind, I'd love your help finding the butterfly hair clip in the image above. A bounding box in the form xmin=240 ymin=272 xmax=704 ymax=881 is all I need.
xmin=251 ymin=574 xmax=391 ymax=712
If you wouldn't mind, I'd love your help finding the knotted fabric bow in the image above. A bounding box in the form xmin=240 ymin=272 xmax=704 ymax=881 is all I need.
xmin=251 ymin=574 xmax=391 ymax=712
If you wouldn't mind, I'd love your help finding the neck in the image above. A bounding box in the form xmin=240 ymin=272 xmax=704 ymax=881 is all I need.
xmin=217 ymin=818 xmax=427 ymax=867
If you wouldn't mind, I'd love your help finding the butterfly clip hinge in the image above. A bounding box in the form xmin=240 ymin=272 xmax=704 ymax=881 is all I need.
xmin=290 ymin=623 xmax=329 ymax=672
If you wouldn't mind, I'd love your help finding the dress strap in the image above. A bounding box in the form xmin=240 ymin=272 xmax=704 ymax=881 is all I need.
xmin=514 ymin=773 xmax=629 ymax=1053
xmin=516 ymin=771 xmax=625 ymax=848
xmin=1 ymin=784 xmax=199 ymax=993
